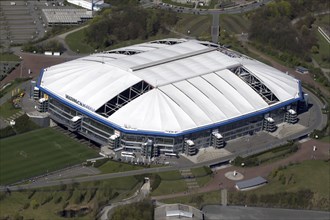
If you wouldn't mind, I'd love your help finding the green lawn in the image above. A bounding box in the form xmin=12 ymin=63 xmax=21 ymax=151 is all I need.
xmin=151 ymin=171 xmax=187 ymax=196
xmin=220 ymin=14 xmax=250 ymax=34
xmin=0 ymin=53 xmax=20 ymax=62
xmin=312 ymin=30 xmax=330 ymax=68
xmin=191 ymin=166 xmax=212 ymax=187
xmin=0 ymin=100 xmax=21 ymax=119
xmin=151 ymin=179 xmax=187 ymax=196
xmin=175 ymin=14 xmax=212 ymax=40
xmin=98 ymin=160 xmax=143 ymax=174
xmin=0 ymin=176 xmax=140 ymax=220
xmin=228 ymin=160 xmax=330 ymax=210
xmin=158 ymin=170 xmax=182 ymax=180
xmin=320 ymin=135 xmax=330 ymax=143
xmin=0 ymin=128 xmax=98 ymax=185
xmin=65 ymin=28 xmax=95 ymax=54
xmin=259 ymin=160 xmax=330 ymax=198
xmin=161 ymin=190 xmax=221 ymax=208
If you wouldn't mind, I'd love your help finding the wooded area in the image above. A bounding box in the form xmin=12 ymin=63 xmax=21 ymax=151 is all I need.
xmin=84 ymin=6 xmax=178 ymax=49
xmin=248 ymin=0 xmax=329 ymax=59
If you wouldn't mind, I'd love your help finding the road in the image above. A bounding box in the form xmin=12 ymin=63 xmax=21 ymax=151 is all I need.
xmin=211 ymin=13 xmax=219 ymax=43
xmin=202 ymin=205 xmax=330 ymax=220
xmin=157 ymin=0 xmax=273 ymax=15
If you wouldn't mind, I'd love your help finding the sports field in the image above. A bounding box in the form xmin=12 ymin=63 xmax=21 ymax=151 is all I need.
xmin=0 ymin=128 xmax=98 ymax=185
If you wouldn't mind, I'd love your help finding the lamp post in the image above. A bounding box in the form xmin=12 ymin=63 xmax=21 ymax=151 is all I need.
xmin=241 ymin=162 xmax=245 ymax=175
xmin=20 ymin=57 xmax=23 ymax=78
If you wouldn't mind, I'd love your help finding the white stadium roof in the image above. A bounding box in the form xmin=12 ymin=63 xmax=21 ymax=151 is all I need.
xmin=39 ymin=38 xmax=302 ymax=135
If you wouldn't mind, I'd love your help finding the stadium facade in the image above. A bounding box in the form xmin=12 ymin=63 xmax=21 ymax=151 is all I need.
xmin=35 ymin=39 xmax=304 ymax=157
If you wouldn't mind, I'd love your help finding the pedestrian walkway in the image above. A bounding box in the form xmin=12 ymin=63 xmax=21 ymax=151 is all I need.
xmin=3 ymin=110 xmax=25 ymax=125
xmin=98 ymin=179 xmax=151 ymax=220
xmin=221 ymin=189 xmax=227 ymax=206
xmin=180 ymin=169 xmax=199 ymax=190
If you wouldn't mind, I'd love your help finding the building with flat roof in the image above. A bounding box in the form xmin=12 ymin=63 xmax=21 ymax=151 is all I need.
xmin=236 ymin=176 xmax=267 ymax=191
xmin=154 ymin=203 xmax=203 ymax=220
xmin=35 ymin=38 xmax=304 ymax=157
xmin=42 ymin=9 xmax=93 ymax=26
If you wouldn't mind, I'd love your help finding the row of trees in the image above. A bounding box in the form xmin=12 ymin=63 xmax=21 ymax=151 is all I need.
xmin=84 ymin=6 xmax=178 ymax=49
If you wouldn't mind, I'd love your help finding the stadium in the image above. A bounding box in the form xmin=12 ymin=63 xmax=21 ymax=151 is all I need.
xmin=35 ymin=38 xmax=304 ymax=157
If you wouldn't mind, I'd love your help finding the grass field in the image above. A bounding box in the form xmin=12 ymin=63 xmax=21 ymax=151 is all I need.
xmin=151 ymin=171 xmax=187 ymax=196
xmin=191 ymin=166 xmax=212 ymax=187
xmin=320 ymin=136 xmax=330 ymax=143
xmin=0 ymin=100 xmax=21 ymax=119
xmin=98 ymin=160 xmax=144 ymax=173
xmin=228 ymin=160 xmax=330 ymax=210
xmin=220 ymin=14 xmax=250 ymax=34
xmin=312 ymin=30 xmax=330 ymax=68
xmin=0 ymin=128 xmax=98 ymax=185
xmin=258 ymin=160 xmax=330 ymax=198
xmin=0 ymin=53 xmax=20 ymax=62
xmin=0 ymin=176 xmax=140 ymax=220
xmin=174 ymin=14 xmax=212 ymax=40
xmin=65 ymin=28 xmax=95 ymax=54
xmin=160 ymin=190 xmax=221 ymax=208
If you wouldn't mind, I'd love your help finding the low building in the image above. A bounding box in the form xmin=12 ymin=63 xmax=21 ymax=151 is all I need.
xmin=235 ymin=176 xmax=267 ymax=191
xmin=42 ymin=9 xmax=93 ymax=26
xmin=155 ymin=204 xmax=204 ymax=220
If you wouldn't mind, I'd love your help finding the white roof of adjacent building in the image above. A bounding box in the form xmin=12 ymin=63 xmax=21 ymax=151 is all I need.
xmin=42 ymin=9 xmax=93 ymax=24
xmin=39 ymin=38 xmax=302 ymax=134
xmin=155 ymin=204 xmax=203 ymax=220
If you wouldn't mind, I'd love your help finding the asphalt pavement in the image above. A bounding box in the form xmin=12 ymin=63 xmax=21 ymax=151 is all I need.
xmin=157 ymin=0 xmax=273 ymax=15
xmin=202 ymin=205 xmax=330 ymax=220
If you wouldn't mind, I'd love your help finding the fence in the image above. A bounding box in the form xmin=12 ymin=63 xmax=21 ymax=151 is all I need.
xmin=318 ymin=26 xmax=330 ymax=44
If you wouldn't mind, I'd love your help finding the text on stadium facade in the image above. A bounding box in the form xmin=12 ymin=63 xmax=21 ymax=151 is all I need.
xmin=65 ymin=94 xmax=96 ymax=112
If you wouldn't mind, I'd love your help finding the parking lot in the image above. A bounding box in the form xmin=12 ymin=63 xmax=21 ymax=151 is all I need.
xmin=0 ymin=0 xmax=78 ymax=51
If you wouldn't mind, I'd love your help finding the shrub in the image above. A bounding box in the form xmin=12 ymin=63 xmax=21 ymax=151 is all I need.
xmin=150 ymin=174 xmax=161 ymax=192
xmin=31 ymin=199 xmax=39 ymax=209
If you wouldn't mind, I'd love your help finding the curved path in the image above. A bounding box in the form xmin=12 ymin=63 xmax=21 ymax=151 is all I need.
xmin=97 ymin=180 xmax=150 ymax=220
